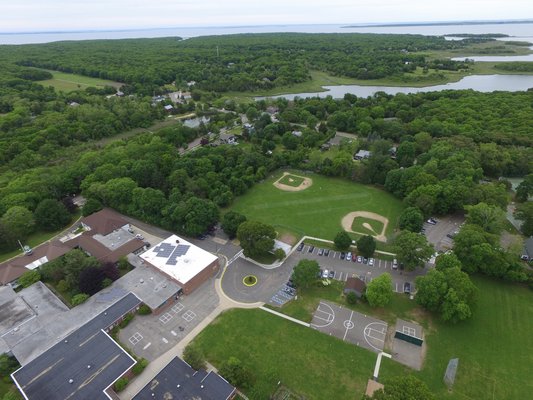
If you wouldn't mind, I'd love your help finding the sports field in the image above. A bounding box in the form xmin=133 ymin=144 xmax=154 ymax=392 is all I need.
xmin=230 ymin=171 xmax=404 ymax=241
xmin=38 ymin=70 xmax=122 ymax=92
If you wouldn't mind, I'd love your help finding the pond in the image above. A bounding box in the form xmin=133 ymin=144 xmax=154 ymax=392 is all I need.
xmin=256 ymin=74 xmax=533 ymax=100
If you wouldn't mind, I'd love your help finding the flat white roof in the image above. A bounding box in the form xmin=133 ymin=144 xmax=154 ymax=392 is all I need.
xmin=140 ymin=235 xmax=217 ymax=285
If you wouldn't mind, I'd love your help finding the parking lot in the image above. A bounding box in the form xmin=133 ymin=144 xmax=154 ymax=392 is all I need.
xmin=310 ymin=301 xmax=388 ymax=353
xmin=423 ymin=214 xmax=465 ymax=252
xmin=294 ymin=244 xmax=419 ymax=294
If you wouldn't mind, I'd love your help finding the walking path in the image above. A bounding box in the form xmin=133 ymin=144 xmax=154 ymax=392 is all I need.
xmin=119 ymin=261 xmax=263 ymax=399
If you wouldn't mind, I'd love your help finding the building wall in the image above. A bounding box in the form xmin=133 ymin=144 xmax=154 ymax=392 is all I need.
xmin=181 ymin=258 xmax=220 ymax=295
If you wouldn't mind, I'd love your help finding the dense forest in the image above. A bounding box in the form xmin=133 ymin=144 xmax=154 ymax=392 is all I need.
xmin=1 ymin=33 xmax=472 ymax=94
xmin=0 ymin=33 xmax=532 ymax=289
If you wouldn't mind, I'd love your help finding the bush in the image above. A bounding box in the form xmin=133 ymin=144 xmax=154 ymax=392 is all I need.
xmin=274 ymin=248 xmax=286 ymax=260
xmin=132 ymin=358 xmax=148 ymax=375
xmin=102 ymin=278 xmax=113 ymax=288
xmin=138 ymin=304 xmax=152 ymax=315
xmin=71 ymin=293 xmax=89 ymax=306
xmin=56 ymin=279 xmax=70 ymax=293
xmin=114 ymin=377 xmax=129 ymax=392
xmin=183 ymin=345 xmax=206 ymax=370
xmin=118 ymin=257 xmax=130 ymax=270
xmin=18 ymin=270 xmax=41 ymax=288
xmin=219 ymin=357 xmax=254 ymax=389
xmin=346 ymin=291 xmax=358 ymax=305
xmin=119 ymin=313 xmax=134 ymax=328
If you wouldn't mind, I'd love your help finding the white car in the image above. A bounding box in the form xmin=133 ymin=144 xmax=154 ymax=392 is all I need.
xmin=392 ymin=259 xmax=398 ymax=269
xmin=369 ymin=258 xmax=374 ymax=266
xmin=135 ymin=233 xmax=144 ymax=240
xmin=322 ymin=269 xmax=329 ymax=279
xmin=346 ymin=252 xmax=352 ymax=262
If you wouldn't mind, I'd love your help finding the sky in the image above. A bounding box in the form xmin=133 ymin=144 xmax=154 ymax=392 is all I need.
xmin=2 ymin=0 xmax=533 ymax=33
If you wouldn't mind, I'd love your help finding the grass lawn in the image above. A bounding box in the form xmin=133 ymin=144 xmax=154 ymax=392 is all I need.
xmin=229 ymin=171 xmax=404 ymax=243
xmin=38 ymin=70 xmax=122 ymax=92
xmin=192 ymin=308 xmax=407 ymax=400
xmin=0 ymin=211 xmax=81 ymax=263
xmin=278 ymin=174 xmax=305 ymax=187
xmin=417 ymin=276 xmax=533 ymax=399
xmin=351 ymin=216 xmax=384 ymax=236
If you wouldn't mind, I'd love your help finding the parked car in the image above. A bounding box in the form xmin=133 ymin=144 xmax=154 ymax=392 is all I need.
xmin=322 ymin=269 xmax=329 ymax=279
xmin=318 ymin=248 xmax=324 ymax=256
xmin=308 ymin=245 xmax=315 ymax=253
xmin=287 ymin=280 xmax=296 ymax=289
xmin=317 ymin=269 xmax=323 ymax=278
xmin=346 ymin=252 xmax=352 ymax=262
xmin=352 ymin=252 xmax=357 ymax=262
xmin=144 ymin=242 xmax=151 ymax=249
xmin=324 ymin=249 xmax=330 ymax=257
xmin=392 ymin=259 xmax=398 ymax=269
xmin=403 ymin=282 xmax=412 ymax=294
xmin=135 ymin=233 xmax=144 ymax=240
xmin=363 ymin=257 xmax=368 ymax=264
xmin=369 ymin=258 xmax=374 ymax=266
xmin=426 ymin=219 xmax=437 ymax=225
xmin=357 ymin=256 xmax=363 ymax=263
xmin=296 ymin=242 xmax=304 ymax=251
xmin=340 ymin=252 xmax=346 ymax=260
xmin=328 ymin=270 xmax=335 ymax=279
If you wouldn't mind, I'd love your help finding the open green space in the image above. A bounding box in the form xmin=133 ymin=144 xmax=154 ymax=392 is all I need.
xmin=192 ymin=308 xmax=407 ymax=400
xmin=278 ymin=174 xmax=305 ymax=187
xmin=277 ymin=275 xmax=533 ymax=399
xmin=351 ymin=216 xmax=384 ymax=236
xmin=229 ymin=171 xmax=404 ymax=242
xmin=38 ymin=70 xmax=122 ymax=92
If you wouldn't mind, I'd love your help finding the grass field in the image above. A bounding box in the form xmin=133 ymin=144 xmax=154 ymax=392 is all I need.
xmin=192 ymin=308 xmax=407 ymax=400
xmin=352 ymin=216 xmax=384 ymax=236
xmin=229 ymin=171 xmax=404 ymax=242
xmin=278 ymin=174 xmax=305 ymax=187
xmin=199 ymin=276 xmax=533 ymax=399
xmin=38 ymin=70 xmax=122 ymax=92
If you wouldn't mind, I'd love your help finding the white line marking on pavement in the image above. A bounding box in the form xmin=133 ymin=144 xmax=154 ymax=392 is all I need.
xmin=162 ymin=337 xmax=168 ymax=344
xmin=343 ymin=310 xmax=355 ymax=341
xmin=171 ymin=330 xmax=177 ymax=336
xmin=143 ymin=342 xmax=151 ymax=350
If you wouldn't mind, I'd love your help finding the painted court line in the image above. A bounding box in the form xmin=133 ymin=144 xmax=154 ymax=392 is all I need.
xmin=343 ymin=310 xmax=355 ymax=341
xmin=143 ymin=342 xmax=151 ymax=350
xmin=171 ymin=330 xmax=177 ymax=336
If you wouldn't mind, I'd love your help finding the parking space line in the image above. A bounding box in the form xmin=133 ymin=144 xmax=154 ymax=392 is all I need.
xmin=142 ymin=342 xmax=151 ymax=350
xmin=162 ymin=337 xmax=168 ymax=344
xmin=332 ymin=251 xmax=337 ymax=258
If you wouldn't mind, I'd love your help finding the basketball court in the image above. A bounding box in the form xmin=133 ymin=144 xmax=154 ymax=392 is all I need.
xmin=310 ymin=301 xmax=388 ymax=353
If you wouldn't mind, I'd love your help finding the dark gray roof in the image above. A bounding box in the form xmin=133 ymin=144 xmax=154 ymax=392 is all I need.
xmin=524 ymin=237 xmax=533 ymax=257
xmin=133 ymin=357 xmax=235 ymax=400
xmin=12 ymin=293 xmax=141 ymax=400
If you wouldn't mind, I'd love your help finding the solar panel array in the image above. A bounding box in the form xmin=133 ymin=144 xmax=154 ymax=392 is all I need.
xmin=153 ymin=243 xmax=191 ymax=266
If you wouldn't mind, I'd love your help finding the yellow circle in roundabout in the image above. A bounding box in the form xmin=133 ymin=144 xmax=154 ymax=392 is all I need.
xmin=243 ymin=275 xmax=258 ymax=287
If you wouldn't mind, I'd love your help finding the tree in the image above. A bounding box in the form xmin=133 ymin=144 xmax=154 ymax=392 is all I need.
xmin=394 ymin=231 xmax=434 ymax=271
xmin=465 ymin=202 xmax=505 ymax=234
xmin=515 ymin=174 xmax=533 ymax=202
xmin=1 ymin=206 xmax=35 ymax=241
xmin=18 ymin=270 xmax=41 ymax=288
xmin=0 ymin=221 xmax=17 ymax=252
xmin=34 ymin=199 xmax=71 ymax=231
xmin=364 ymin=375 xmax=435 ymax=400
xmin=398 ymin=207 xmax=424 ymax=232
xmin=101 ymin=262 xmax=120 ymax=281
xmin=365 ymin=273 xmax=393 ymax=307
xmin=346 ymin=291 xmax=358 ymax=304
xmin=221 ymin=211 xmax=247 ymax=239
xmin=171 ymin=196 xmax=219 ymax=237
xmin=435 ymin=253 xmax=462 ymax=271
xmin=237 ymin=220 xmax=276 ymax=258
xmin=415 ymin=267 xmax=477 ymax=323
xmin=0 ymin=354 xmax=20 ymax=376
xmin=274 ymin=248 xmax=286 ymax=260
xmin=292 ymin=259 xmax=319 ymax=288
xmin=515 ymin=201 xmax=533 ymax=236
xmin=334 ymin=231 xmax=352 ymax=250
xmin=82 ymin=198 xmax=103 ymax=217
xmin=396 ymin=141 xmax=416 ymax=167
xmin=183 ymin=345 xmax=206 ymax=370
xmin=357 ymin=235 xmax=376 ymax=258
xmin=219 ymin=357 xmax=253 ymax=389
xmin=78 ymin=266 xmax=105 ymax=295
